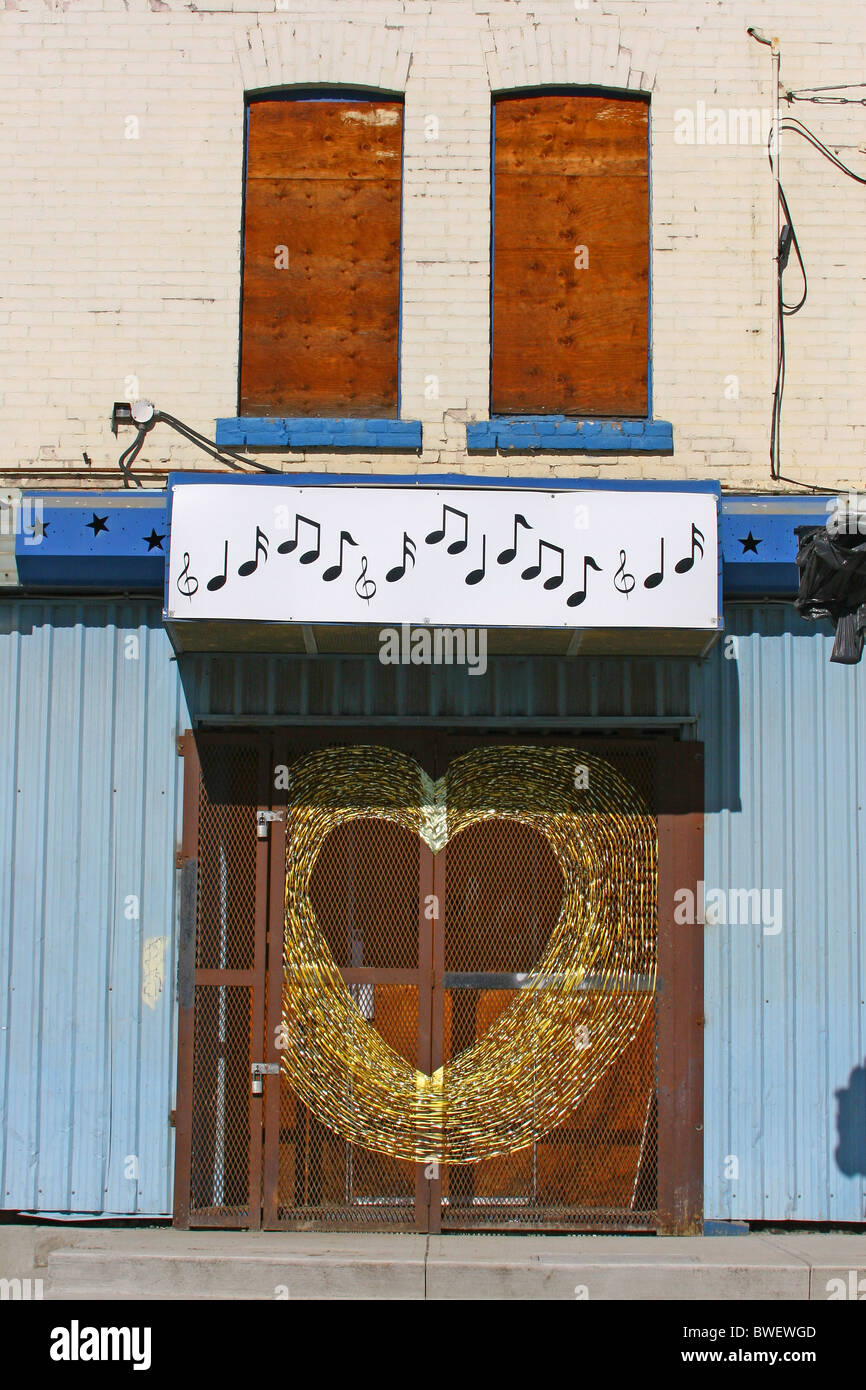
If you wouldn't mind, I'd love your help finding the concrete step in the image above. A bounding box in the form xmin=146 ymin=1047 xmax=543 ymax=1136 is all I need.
xmin=7 ymin=1227 xmax=865 ymax=1301
xmin=46 ymin=1233 xmax=427 ymax=1300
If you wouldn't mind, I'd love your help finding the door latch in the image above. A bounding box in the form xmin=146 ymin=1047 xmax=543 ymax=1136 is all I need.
xmin=256 ymin=809 xmax=284 ymax=839
xmin=251 ymin=1061 xmax=280 ymax=1095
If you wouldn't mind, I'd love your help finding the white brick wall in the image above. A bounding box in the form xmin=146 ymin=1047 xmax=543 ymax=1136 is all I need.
xmin=0 ymin=0 xmax=864 ymax=492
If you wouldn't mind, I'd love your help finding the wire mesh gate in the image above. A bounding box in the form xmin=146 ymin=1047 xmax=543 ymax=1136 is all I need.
xmin=174 ymin=730 xmax=703 ymax=1233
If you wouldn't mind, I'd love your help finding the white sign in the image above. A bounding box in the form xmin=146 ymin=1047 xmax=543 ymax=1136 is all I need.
xmin=166 ymin=484 xmax=719 ymax=629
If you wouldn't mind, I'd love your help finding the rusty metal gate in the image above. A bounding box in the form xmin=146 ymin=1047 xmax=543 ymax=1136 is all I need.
xmin=174 ymin=730 xmax=703 ymax=1233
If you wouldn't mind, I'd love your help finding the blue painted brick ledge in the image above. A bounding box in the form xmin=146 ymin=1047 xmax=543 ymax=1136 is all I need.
xmin=216 ymin=418 xmax=423 ymax=450
xmin=466 ymin=417 xmax=674 ymax=453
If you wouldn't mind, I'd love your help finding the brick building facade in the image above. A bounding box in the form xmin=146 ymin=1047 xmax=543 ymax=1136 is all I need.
xmin=1 ymin=0 xmax=864 ymax=491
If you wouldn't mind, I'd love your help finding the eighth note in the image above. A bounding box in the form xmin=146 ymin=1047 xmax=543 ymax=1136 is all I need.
xmin=322 ymin=530 xmax=358 ymax=583
xmin=497 ymin=513 xmax=532 ymax=566
xmin=567 ymin=555 xmax=602 ymax=608
xmin=644 ymin=538 xmax=665 ymax=590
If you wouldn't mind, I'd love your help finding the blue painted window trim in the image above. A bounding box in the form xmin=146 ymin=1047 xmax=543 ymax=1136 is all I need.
xmin=466 ymin=416 xmax=673 ymax=453
xmin=216 ymin=418 xmax=422 ymax=450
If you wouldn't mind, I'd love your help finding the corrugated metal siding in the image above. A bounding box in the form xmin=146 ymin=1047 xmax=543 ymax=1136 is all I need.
xmin=2 ymin=598 xmax=864 ymax=1222
xmin=178 ymin=651 xmax=698 ymax=725
xmin=0 ymin=600 xmax=189 ymax=1214
xmin=698 ymin=605 xmax=866 ymax=1223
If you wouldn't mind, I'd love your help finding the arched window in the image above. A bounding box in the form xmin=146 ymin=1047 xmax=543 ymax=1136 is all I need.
xmin=240 ymin=92 xmax=403 ymax=418
xmin=492 ymin=90 xmax=650 ymax=418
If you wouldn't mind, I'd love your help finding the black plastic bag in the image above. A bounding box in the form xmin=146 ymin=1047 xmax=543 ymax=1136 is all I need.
xmin=795 ymin=523 xmax=866 ymax=664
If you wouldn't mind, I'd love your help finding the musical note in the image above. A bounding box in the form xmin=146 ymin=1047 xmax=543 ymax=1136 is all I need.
xmin=322 ymin=530 xmax=358 ymax=583
xmin=566 ymin=555 xmax=602 ymax=608
xmin=497 ymin=513 xmax=532 ymax=566
xmin=425 ymin=504 xmax=469 ymax=555
xmin=354 ymin=556 xmax=376 ymax=604
xmin=277 ymin=514 xmax=321 ymax=565
xmin=206 ymin=540 xmax=229 ymax=592
xmin=644 ymin=538 xmax=665 ymax=590
xmin=674 ymin=523 xmax=705 ymax=575
xmin=176 ymin=552 xmax=198 ymax=600
xmin=238 ymin=525 xmax=269 ymax=578
xmin=465 ymin=535 xmax=487 ymax=587
xmin=614 ymin=550 xmax=635 ymax=597
xmin=521 ymin=538 xmax=565 ymax=591
xmin=386 ymin=532 xmax=417 ymax=584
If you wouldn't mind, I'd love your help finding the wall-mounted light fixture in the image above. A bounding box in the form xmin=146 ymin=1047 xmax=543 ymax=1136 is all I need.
xmin=111 ymin=400 xmax=156 ymax=436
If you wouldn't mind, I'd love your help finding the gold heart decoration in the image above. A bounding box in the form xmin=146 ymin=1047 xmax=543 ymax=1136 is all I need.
xmin=281 ymin=744 xmax=657 ymax=1164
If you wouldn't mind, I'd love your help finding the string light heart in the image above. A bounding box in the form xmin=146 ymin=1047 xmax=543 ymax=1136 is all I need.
xmin=281 ymin=744 xmax=657 ymax=1164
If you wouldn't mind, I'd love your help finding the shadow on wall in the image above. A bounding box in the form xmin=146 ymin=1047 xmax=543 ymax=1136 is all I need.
xmin=702 ymin=635 xmax=741 ymax=815
xmin=835 ymin=1062 xmax=866 ymax=1176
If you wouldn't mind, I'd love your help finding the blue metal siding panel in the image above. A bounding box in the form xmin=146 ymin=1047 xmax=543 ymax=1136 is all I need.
xmin=105 ymin=610 xmax=148 ymax=1215
xmin=70 ymin=609 xmax=115 ymax=1212
xmin=0 ymin=616 xmax=18 ymax=1205
xmin=0 ymin=601 xmax=187 ymax=1215
xmin=5 ymin=605 xmax=53 ymax=1209
xmin=137 ymin=618 xmax=187 ymax=1214
xmin=45 ymin=611 xmax=93 ymax=1214
xmin=699 ymin=605 xmax=866 ymax=1223
xmin=2 ymin=598 xmax=864 ymax=1223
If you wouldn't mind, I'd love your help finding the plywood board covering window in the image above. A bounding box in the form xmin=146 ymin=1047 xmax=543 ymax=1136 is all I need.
xmin=492 ymin=93 xmax=650 ymax=418
xmin=240 ymin=98 xmax=403 ymax=417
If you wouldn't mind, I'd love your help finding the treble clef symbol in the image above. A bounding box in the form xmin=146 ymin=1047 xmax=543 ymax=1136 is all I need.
xmin=177 ymin=552 xmax=199 ymax=600
xmin=613 ymin=549 xmax=635 ymax=598
xmin=354 ymin=555 xmax=376 ymax=605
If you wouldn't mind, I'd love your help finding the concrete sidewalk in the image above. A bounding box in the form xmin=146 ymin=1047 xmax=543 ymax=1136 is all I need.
xmin=2 ymin=1225 xmax=866 ymax=1300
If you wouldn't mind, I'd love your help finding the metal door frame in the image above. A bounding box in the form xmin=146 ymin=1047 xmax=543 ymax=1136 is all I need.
xmin=264 ymin=728 xmax=445 ymax=1231
xmin=175 ymin=727 xmax=703 ymax=1234
xmin=173 ymin=729 xmax=272 ymax=1229
xmin=436 ymin=732 xmax=705 ymax=1233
